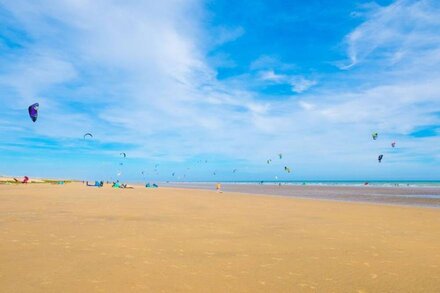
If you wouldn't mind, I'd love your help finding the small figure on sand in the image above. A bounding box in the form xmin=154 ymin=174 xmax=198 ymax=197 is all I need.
xmin=87 ymin=181 xmax=103 ymax=187
xmin=216 ymin=183 xmax=222 ymax=193
xmin=13 ymin=176 xmax=29 ymax=184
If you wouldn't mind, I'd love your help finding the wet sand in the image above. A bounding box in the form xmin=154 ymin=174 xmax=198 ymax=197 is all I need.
xmin=1 ymin=183 xmax=440 ymax=292
xmin=163 ymin=183 xmax=440 ymax=208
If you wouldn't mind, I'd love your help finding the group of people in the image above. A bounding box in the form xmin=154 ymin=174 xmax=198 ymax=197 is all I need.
xmin=112 ymin=181 xmax=133 ymax=189
xmin=146 ymin=183 xmax=159 ymax=188
xmin=84 ymin=180 xmax=159 ymax=189
xmin=86 ymin=181 xmax=103 ymax=187
xmin=13 ymin=176 xmax=29 ymax=183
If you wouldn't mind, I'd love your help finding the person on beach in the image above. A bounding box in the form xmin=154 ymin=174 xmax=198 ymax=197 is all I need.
xmin=216 ymin=183 xmax=222 ymax=193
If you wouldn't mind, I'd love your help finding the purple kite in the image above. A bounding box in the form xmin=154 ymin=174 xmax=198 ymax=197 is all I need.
xmin=28 ymin=103 xmax=39 ymax=122
xmin=378 ymin=154 xmax=383 ymax=163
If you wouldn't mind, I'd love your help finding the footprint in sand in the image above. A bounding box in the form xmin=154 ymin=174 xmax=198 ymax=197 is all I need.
xmin=370 ymin=273 xmax=378 ymax=279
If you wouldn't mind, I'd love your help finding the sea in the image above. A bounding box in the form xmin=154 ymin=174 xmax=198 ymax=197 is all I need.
xmin=159 ymin=180 xmax=440 ymax=208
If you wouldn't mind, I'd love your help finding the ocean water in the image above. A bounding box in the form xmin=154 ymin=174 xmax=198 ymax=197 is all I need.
xmin=160 ymin=181 xmax=440 ymax=208
xmin=162 ymin=180 xmax=440 ymax=188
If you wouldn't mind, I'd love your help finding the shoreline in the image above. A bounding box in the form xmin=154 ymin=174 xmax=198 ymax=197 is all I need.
xmin=161 ymin=183 xmax=440 ymax=208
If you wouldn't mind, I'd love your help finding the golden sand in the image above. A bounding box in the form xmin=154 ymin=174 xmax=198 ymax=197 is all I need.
xmin=1 ymin=183 xmax=439 ymax=292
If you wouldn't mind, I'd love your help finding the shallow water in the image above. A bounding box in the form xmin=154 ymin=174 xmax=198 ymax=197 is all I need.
xmin=162 ymin=182 xmax=440 ymax=208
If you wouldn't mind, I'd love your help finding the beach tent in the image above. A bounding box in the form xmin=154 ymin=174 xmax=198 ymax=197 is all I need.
xmin=146 ymin=183 xmax=158 ymax=188
xmin=87 ymin=181 xmax=103 ymax=187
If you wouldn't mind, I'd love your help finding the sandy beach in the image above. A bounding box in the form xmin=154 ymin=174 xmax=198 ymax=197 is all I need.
xmin=1 ymin=183 xmax=440 ymax=292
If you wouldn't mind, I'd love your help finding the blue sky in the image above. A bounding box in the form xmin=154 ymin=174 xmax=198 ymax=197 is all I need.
xmin=0 ymin=0 xmax=439 ymax=181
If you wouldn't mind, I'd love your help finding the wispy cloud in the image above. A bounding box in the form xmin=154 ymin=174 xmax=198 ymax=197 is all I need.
xmin=341 ymin=0 xmax=440 ymax=69
xmin=259 ymin=70 xmax=317 ymax=93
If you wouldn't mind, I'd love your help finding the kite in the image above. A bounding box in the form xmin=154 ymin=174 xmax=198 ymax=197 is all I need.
xmin=372 ymin=132 xmax=378 ymax=140
xmin=378 ymin=154 xmax=383 ymax=163
xmin=28 ymin=103 xmax=39 ymax=122
xmin=284 ymin=166 xmax=291 ymax=173
xmin=267 ymin=159 xmax=272 ymax=164
xmin=233 ymin=169 xmax=237 ymax=173
xmin=278 ymin=153 xmax=283 ymax=159
xmin=391 ymin=141 xmax=396 ymax=148
xmin=120 ymin=152 xmax=126 ymax=158
xmin=83 ymin=133 xmax=93 ymax=140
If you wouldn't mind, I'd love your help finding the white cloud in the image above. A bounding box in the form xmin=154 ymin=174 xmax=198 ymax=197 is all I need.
xmin=259 ymin=70 xmax=285 ymax=82
xmin=298 ymin=101 xmax=315 ymax=111
xmin=259 ymin=70 xmax=317 ymax=93
xmin=289 ymin=77 xmax=317 ymax=93
xmin=211 ymin=26 xmax=245 ymax=46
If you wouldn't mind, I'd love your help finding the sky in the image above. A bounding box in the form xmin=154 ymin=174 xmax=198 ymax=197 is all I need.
xmin=0 ymin=0 xmax=439 ymax=182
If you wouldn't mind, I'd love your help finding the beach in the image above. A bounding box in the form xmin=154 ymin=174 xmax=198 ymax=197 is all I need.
xmin=1 ymin=183 xmax=440 ymax=292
